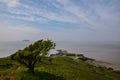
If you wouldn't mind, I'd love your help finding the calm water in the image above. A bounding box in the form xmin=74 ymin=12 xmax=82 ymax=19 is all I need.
xmin=0 ymin=41 xmax=31 ymax=57
xmin=0 ymin=41 xmax=120 ymax=65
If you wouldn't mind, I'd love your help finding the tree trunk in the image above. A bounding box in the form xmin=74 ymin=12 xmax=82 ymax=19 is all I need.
xmin=28 ymin=61 xmax=36 ymax=74
xmin=29 ymin=66 xmax=35 ymax=74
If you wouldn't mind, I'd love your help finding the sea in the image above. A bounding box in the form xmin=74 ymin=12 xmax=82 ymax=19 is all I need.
xmin=0 ymin=41 xmax=120 ymax=66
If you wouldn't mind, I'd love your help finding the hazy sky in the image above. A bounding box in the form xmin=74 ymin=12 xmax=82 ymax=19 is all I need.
xmin=0 ymin=0 xmax=120 ymax=42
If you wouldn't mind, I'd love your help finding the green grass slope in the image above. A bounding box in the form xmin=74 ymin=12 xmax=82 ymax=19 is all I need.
xmin=0 ymin=56 xmax=120 ymax=80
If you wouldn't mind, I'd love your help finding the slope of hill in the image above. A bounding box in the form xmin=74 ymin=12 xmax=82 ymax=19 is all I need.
xmin=0 ymin=56 xmax=120 ymax=80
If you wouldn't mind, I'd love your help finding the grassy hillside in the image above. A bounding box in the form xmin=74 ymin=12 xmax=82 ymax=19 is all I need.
xmin=0 ymin=56 xmax=120 ymax=80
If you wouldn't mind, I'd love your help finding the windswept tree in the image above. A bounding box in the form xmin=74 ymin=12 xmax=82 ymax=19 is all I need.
xmin=11 ymin=39 xmax=55 ymax=73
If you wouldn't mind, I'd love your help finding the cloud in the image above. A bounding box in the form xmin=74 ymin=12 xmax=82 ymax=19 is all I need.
xmin=0 ymin=0 xmax=79 ymax=24
xmin=0 ymin=0 xmax=120 ymax=41
xmin=0 ymin=0 xmax=120 ymax=28
xmin=0 ymin=0 xmax=19 ymax=7
xmin=56 ymin=0 xmax=120 ymax=28
xmin=55 ymin=0 xmax=98 ymax=26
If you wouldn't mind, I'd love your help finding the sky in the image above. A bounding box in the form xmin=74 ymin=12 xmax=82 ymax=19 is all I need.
xmin=0 ymin=0 xmax=120 ymax=42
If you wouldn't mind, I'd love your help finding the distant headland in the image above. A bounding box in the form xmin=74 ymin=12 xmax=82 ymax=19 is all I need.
xmin=22 ymin=40 xmax=30 ymax=42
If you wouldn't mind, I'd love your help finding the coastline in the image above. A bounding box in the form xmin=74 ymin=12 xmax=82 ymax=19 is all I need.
xmin=88 ymin=60 xmax=120 ymax=71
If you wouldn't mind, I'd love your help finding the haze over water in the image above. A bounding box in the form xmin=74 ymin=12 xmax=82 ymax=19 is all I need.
xmin=0 ymin=41 xmax=120 ymax=66
xmin=56 ymin=41 xmax=120 ymax=65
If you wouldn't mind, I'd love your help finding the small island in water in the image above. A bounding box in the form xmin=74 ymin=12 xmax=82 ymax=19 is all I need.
xmin=22 ymin=40 xmax=30 ymax=42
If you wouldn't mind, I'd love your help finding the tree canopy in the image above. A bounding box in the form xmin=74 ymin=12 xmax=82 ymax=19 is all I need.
xmin=11 ymin=39 xmax=55 ymax=73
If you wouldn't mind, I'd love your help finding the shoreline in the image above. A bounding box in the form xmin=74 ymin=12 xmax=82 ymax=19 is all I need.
xmin=88 ymin=60 xmax=120 ymax=71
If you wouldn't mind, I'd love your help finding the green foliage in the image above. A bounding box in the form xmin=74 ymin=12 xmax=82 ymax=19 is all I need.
xmin=0 ymin=57 xmax=120 ymax=80
xmin=16 ymin=70 xmax=64 ymax=80
xmin=10 ymin=39 xmax=55 ymax=73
